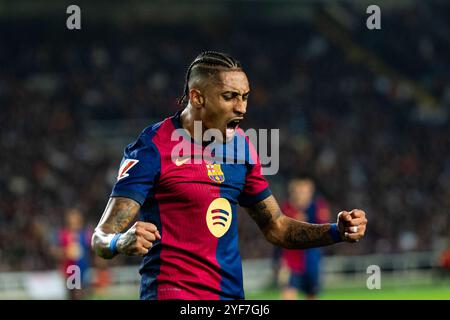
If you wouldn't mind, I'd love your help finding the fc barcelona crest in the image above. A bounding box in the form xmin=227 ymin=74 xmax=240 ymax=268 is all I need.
xmin=206 ymin=164 xmax=225 ymax=183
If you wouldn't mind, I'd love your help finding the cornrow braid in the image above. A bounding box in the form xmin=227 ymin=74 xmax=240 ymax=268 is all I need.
xmin=178 ymin=51 xmax=242 ymax=106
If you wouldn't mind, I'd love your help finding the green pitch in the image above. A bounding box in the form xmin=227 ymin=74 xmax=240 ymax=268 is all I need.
xmin=246 ymin=285 xmax=450 ymax=300
xmin=89 ymin=284 xmax=450 ymax=300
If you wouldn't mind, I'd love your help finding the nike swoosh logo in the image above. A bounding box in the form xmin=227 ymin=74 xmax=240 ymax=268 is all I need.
xmin=175 ymin=157 xmax=191 ymax=166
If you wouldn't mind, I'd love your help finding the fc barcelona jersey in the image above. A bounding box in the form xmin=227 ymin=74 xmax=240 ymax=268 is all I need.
xmin=111 ymin=111 xmax=271 ymax=300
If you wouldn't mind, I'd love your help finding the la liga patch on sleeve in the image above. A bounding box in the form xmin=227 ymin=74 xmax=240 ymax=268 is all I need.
xmin=117 ymin=159 xmax=139 ymax=181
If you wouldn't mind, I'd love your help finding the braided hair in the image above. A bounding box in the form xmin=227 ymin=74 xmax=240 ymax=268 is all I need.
xmin=178 ymin=51 xmax=242 ymax=106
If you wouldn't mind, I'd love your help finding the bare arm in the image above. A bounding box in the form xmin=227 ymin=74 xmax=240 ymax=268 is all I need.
xmin=245 ymin=195 xmax=367 ymax=249
xmin=91 ymin=197 xmax=160 ymax=259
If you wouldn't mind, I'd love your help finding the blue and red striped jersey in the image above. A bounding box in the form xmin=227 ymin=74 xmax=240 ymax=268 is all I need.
xmin=110 ymin=111 xmax=271 ymax=300
xmin=281 ymin=198 xmax=330 ymax=273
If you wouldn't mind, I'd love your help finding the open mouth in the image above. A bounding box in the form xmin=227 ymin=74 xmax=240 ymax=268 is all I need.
xmin=226 ymin=118 xmax=243 ymax=130
xmin=225 ymin=118 xmax=243 ymax=140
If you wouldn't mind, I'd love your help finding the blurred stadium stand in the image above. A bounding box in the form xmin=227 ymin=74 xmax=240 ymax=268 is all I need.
xmin=1 ymin=0 xmax=450 ymax=297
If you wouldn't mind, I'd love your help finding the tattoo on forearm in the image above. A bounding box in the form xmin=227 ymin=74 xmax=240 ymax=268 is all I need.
xmin=283 ymin=219 xmax=334 ymax=249
xmin=247 ymin=195 xmax=334 ymax=249
xmin=247 ymin=197 xmax=282 ymax=231
xmin=109 ymin=198 xmax=140 ymax=233
xmin=117 ymin=232 xmax=138 ymax=255
xmin=92 ymin=197 xmax=140 ymax=259
xmin=247 ymin=201 xmax=271 ymax=230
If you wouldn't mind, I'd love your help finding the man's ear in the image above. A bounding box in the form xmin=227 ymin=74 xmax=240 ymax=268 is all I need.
xmin=189 ymin=89 xmax=205 ymax=108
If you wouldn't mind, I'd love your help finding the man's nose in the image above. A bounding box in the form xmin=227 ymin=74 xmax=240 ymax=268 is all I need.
xmin=234 ymin=99 xmax=247 ymax=116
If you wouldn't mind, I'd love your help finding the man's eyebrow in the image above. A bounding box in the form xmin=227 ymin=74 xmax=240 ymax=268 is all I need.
xmin=221 ymin=90 xmax=251 ymax=96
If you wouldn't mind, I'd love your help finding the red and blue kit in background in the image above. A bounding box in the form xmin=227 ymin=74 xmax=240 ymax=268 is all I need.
xmin=281 ymin=197 xmax=330 ymax=295
xmin=58 ymin=229 xmax=92 ymax=286
xmin=111 ymin=111 xmax=271 ymax=300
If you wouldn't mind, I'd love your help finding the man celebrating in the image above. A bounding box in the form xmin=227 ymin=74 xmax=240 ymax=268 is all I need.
xmin=91 ymin=51 xmax=367 ymax=300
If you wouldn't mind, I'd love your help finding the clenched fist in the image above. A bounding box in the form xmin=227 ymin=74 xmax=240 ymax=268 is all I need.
xmin=337 ymin=209 xmax=367 ymax=243
xmin=117 ymin=221 xmax=161 ymax=256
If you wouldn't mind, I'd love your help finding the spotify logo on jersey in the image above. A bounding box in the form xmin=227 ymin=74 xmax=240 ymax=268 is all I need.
xmin=206 ymin=198 xmax=232 ymax=238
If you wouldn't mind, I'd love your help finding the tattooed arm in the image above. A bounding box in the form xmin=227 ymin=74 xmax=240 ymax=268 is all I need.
xmin=91 ymin=197 xmax=161 ymax=259
xmin=245 ymin=195 xmax=367 ymax=249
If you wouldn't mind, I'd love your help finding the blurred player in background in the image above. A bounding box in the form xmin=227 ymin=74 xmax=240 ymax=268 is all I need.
xmin=52 ymin=208 xmax=92 ymax=300
xmin=91 ymin=51 xmax=367 ymax=300
xmin=279 ymin=177 xmax=330 ymax=300
xmin=91 ymin=255 xmax=113 ymax=298
xmin=438 ymin=236 xmax=450 ymax=279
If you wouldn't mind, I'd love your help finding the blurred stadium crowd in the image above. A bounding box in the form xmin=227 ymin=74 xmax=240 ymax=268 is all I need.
xmin=1 ymin=2 xmax=449 ymax=271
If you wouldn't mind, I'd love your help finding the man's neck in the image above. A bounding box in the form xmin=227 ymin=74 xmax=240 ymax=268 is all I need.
xmin=180 ymin=105 xmax=195 ymax=136
xmin=180 ymin=104 xmax=205 ymax=143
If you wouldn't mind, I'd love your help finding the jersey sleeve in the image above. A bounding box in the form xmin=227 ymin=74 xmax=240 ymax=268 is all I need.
xmin=110 ymin=131 xmax=160 ymax=206
xmin=238 ymin=137 xmax=272 ymax=207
